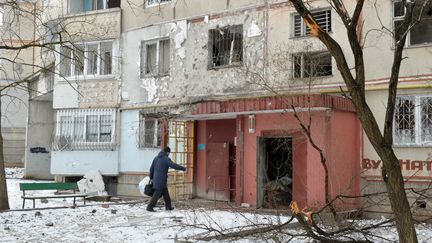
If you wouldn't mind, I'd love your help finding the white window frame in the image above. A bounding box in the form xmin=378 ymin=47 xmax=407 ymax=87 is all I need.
xmin=393 ymin=95 xmax=432 ymax=146
xmin=138 ymin=115 xmax=162 ymax=148
xmin=291 ymin=52 xmax=332 ymax=79
xmin=146 ymin=0 xmax=172 ymax=8
xmin=392 ymin=0 xmax=432 ymax=47
xmin=0 ymin=6 xmax=3 ymax=26
xmin=58 ymin=40 xmax=114 ymax=79
xmin=68 ymin=0 xmax=108 ymax=14
xmin=293 ymin=9 xmax=332 ymax=37
xmin=140 ymin=38 xmax=170 ymax=78
xmin=55 ymin=109 xmax=116 ymax=149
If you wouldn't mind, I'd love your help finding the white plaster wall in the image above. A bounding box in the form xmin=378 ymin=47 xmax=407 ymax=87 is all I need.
xmin=362 ymin=0 xmax=432 ymax=80
xmin=121 ymin=11 xmax=265 ymax=107
xmin=53 ymin=82 xmax=79 ymax=109
xmin=51 ymin=150 xmax=119 ymax=175
xmin=119 ymin=110 xmax=160 ymax=172
xmin=363 ymin=90 xmax=432 ymax=178
xmin=122 ymin=0 xmax=262 ymax=31
xmin=25 ymin=100 xmax=54 ymax=179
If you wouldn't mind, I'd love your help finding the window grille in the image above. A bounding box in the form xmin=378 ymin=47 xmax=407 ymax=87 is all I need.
xmin=59 ymin=41 xmax=113 ymax=78
xmin=292 ymin=52 xmax=332 ymax=78
xmin=394 ymin=96 xmax=432 ymax=146
xmin=53 ymin=109 xmax=116 ymax=151
xmin=140 ymin=39 xmax=170 ymax=77
xmin=209 ymin=25 xmax=243 ymax=68
xmin=294 ymin=9 xmax=331 ymax=37
xmin=393 ymin=0 xmax=432 ymax=46
xmin=147 ymin=0 xmax=171 ymax=6
xmin=139 ymin=115 xmax=162 ymax=148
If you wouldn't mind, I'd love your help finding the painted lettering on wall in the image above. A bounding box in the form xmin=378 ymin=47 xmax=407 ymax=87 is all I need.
xmin=362 ymin=158 xmax=432 ymax=171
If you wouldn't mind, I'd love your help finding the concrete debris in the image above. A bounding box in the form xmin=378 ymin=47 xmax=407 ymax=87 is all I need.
xmin=77 ymin=170 xmax=108 ymax=197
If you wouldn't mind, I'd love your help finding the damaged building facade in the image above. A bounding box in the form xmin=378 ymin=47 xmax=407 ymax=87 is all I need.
xmin=24 ymin=0 xmax=432 ymax=215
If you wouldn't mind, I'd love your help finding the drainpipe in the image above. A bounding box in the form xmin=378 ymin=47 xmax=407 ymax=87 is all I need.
xmin=239 ymin=116 xmax=244 ymax=201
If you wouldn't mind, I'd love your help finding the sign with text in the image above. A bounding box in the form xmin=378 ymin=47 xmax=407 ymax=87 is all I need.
xmin=362 ymin=158 xmax=432 ymax=179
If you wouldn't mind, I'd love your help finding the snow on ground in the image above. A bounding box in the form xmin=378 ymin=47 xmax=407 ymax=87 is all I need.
xmin=1 ymin=168 xmax=432 ymax=242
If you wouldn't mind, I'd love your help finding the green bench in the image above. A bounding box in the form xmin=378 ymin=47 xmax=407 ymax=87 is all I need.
xmin=19 ymin=182 xmax=87 ymax=209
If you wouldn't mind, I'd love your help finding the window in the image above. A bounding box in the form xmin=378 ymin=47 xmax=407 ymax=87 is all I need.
xmin=393 ymin=0 xmax=432 ymax=46
xmin=292 ymin=52 xmax=332 ymax=78
xmin=139 ymin=115 xmax=162 ymax=148
xmin=140 ymin=39 xmax=170 ymax=77
xmin=394 ymin=96 xmax=432 ymax=146
xmin=68 ymin=0 xmax=120 ymax=14
xmin=209 ymin=25 xmax=243 ymax=68
xmin=294 ymin=9 xmax=331 ymax=37
xmin=146 ymin=0 xmax=171 ymax=7
xmin=59 ymin=41 xmax=113 ymax=78
xmin=54 ymin=109 xmax=116 ymax=150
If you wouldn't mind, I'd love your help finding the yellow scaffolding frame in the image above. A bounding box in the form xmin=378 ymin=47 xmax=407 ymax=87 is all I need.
xmin=169 ymin=120 xmax=194 ymax=199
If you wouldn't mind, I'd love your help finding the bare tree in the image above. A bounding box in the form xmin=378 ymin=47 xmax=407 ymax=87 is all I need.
xmin=287 ymin=0 xmax=432 ymax=242
xmin=0 ymin=0 xmax=117 ymax=210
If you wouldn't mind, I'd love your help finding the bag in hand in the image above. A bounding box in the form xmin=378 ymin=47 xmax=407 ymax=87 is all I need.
xmin=144 ymin=180 xmax=154 ymax=196
xmin=138 ymin=176 xmax=153 ymax=196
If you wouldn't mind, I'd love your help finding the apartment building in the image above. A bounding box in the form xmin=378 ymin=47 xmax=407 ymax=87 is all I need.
xmin=0 ymin=1 xmax=34 ymax=168
xmin=23 ymin=0 xmax=432 ymax=214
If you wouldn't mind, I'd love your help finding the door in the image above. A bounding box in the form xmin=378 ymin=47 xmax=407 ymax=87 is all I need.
xmin=206 ymin=142 xmax=230 ymax=201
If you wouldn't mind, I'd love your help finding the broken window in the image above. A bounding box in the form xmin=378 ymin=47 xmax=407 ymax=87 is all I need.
xmin=54 ymin=109 xmax=115 ymax=150
xmin=292 ymin=52 xmax=332 ymax=78
xmin=393 ymin=0 xmax=432 ymax=46
xmin=139 ymin=115 xmax=162 ymax=148
xmin=59 ymin=41 xmax=113 ymax=78
xmin=146 ymin=0 xmax=171 ymax=7
xmin=140 ymin=39 xmax=170 ymax=77
xmin=293 ymin=9 xmax=331 ymax=37
xmin=68 ymin=0 xmax=120 ymax=14
xmin=394 ymin=96 xmax=432 ymax=145
xmin=209 ymin=25 xmax=243 ymax=68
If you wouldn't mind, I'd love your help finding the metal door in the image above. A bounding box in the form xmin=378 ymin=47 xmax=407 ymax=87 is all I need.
xmin=206 ymin=142 xmax=230 ymax=201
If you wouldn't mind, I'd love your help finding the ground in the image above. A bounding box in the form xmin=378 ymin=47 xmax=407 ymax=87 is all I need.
xmin=1 ymin=168 xmax=432 ymax=242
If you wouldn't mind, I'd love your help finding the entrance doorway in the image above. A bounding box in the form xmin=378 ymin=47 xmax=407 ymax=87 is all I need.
xmin=258 ymin=137 xmax=293 ymax=208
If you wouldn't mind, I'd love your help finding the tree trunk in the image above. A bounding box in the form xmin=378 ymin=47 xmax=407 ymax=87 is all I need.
xmin=352 ymin=93 xmax=417 ymax=243
xmin=0 ymin=97 xmax=9 ymax=210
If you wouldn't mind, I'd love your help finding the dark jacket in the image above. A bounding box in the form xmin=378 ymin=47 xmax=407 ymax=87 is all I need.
xmin=150 ymin=150 xmax=186 ymax=190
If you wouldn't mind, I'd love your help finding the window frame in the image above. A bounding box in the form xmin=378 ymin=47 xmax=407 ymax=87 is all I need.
xmin=293 ymin=9 xmax=332 ymax=37
xmin=291 ymin=51 xmax=333 ymax=79
xmin=138 ymin=115 xmax=162 ymax=149
xmin=68 ymin=0 xmax=109 ymax=14
xmin=392 ymin=0 xmax=432 ymax=47
xmin=393 ymin=95 xmax=432 ymax=147
xmin=140 ymin=38 xmax=170 ymax=78
xmin=55 ymin=109 xmax=116 ymax=148
xmin=0 ymin=5 xmax=4 ymax=27
xmin=58 ymin=40 xmax=114 ymax=79
xmin=208 ymin=25 xmax=244 ymax=69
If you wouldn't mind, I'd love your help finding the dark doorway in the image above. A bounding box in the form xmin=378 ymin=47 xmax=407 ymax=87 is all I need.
xmin=258 ymin=137 xmax=293 ymax=208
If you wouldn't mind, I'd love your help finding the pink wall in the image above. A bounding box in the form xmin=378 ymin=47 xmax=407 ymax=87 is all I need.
xmin=194 ymin=110 xmax=360 ymax=210
xmin=238 ymin=111 xmax=360 ymax=209
xmin=327 ymin=111 xmax=361 ymax=208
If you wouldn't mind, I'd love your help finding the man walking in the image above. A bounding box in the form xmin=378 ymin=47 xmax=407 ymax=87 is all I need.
xmin=147 ymin=146 xmax=186 ymax=212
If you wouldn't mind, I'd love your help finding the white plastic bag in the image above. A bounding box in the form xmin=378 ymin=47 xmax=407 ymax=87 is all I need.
xmin=138 ymin=176 xmax=150 ymax=196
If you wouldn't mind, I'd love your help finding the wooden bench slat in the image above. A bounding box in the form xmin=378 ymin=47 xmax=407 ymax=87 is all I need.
xmin=22 ymin=194 xmax=87 ymax=199
xmin=20 ymin=182 xmax=78 ymax=191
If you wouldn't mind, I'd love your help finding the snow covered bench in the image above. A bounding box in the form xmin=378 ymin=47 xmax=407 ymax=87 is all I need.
xmin=19 ymin=182 xmax=87 ymax=209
